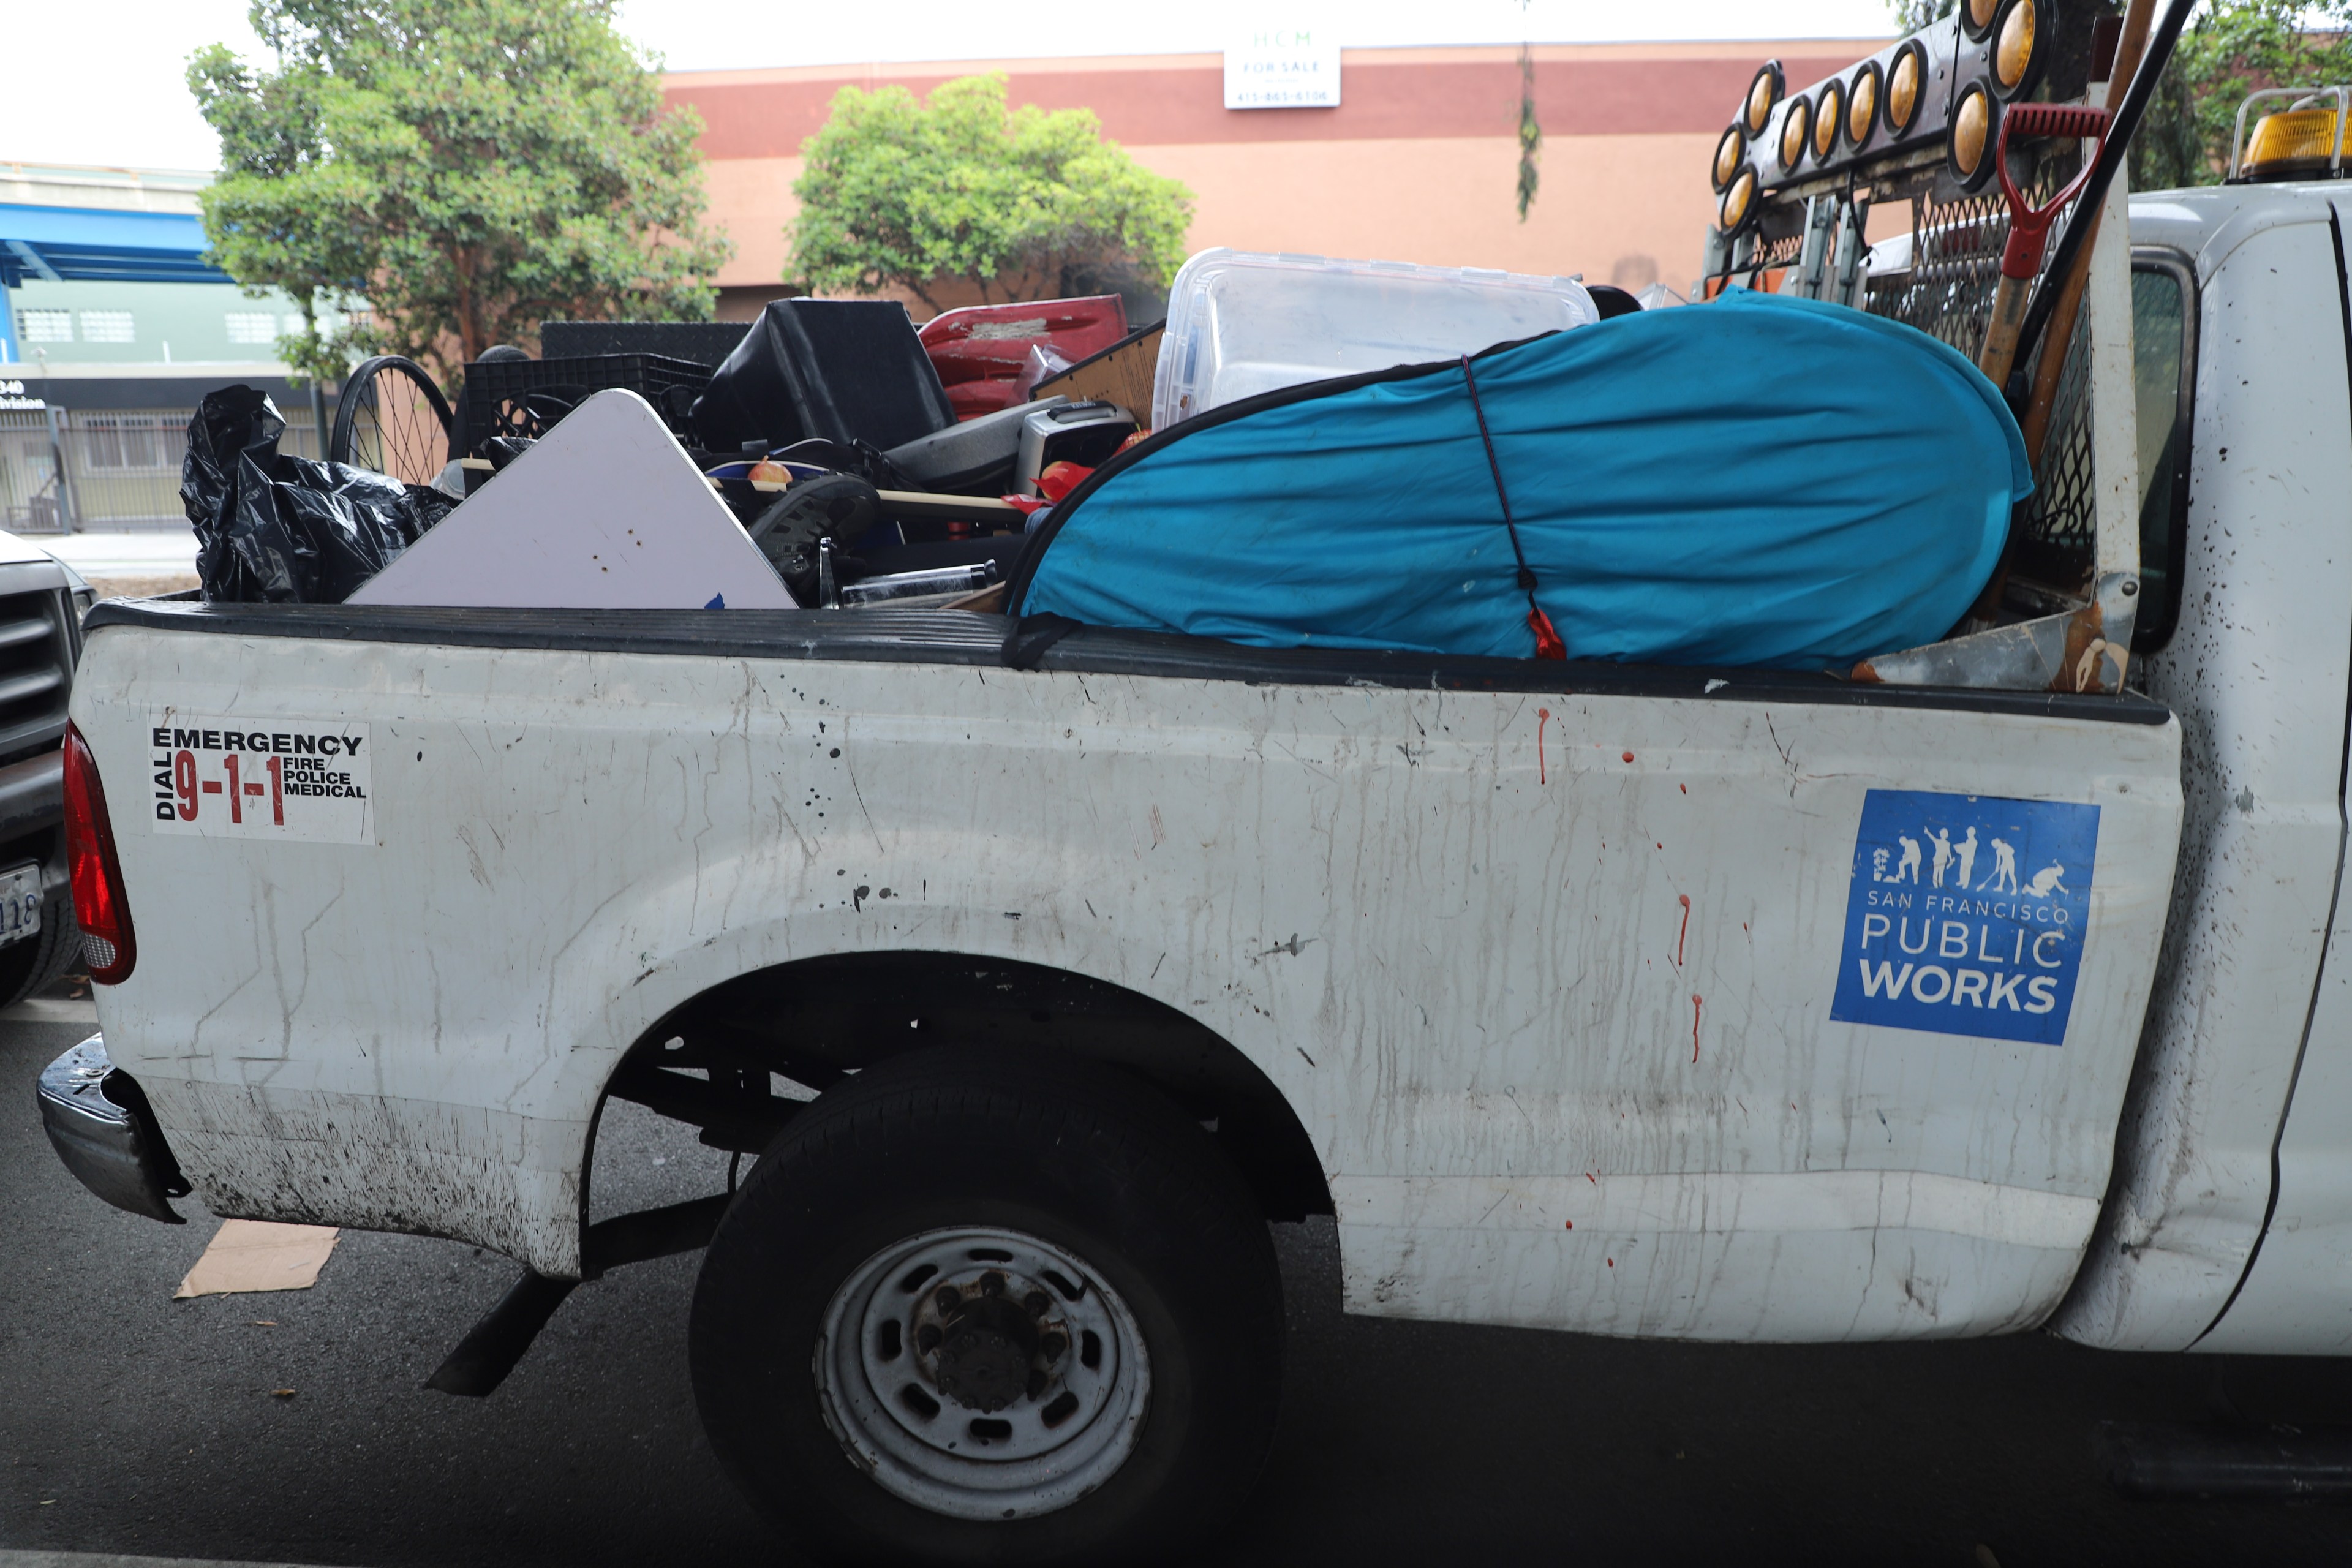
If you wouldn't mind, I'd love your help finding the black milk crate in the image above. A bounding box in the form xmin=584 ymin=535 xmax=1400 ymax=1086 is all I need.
xmin=461 ymin=352 xmax=711 ymax=456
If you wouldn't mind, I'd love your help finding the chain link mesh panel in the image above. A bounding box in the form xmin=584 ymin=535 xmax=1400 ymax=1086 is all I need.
xmin=1859 ymin=166 xmax=2100 ymax=600
xmin=2011 ymin=299 xmax=2097 ymax=597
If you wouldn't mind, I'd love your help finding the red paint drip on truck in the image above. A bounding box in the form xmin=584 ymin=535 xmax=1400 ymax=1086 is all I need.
xmin=1691 ymin=993 xmax=1703 ymax=1062
xmin=1537 ymin=709 xmax=1550 ymax=785
xmin=1677 ymin=895 xmax=1691 ymax=966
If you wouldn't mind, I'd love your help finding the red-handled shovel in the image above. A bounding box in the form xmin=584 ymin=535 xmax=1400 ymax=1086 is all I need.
xmin=1977 ymin=104 xmax=2113 ymax=388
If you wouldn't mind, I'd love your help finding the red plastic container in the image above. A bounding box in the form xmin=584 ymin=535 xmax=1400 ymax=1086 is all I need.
xmin=918 ymin=295 xmax=1129 ymax=421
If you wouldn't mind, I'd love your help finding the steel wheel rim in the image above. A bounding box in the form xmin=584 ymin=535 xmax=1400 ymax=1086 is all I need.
xmin=330 ymin=355 xmax=451 ymax=485
xmin=815 ymin=1225 xmax=1152 ymax=1520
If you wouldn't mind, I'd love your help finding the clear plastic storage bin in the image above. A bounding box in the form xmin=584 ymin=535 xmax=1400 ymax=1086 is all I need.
xmin=1150 ymin=249 xmax=1599 ymax=430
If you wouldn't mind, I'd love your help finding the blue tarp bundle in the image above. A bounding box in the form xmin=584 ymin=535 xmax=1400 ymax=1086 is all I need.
xmin=1010 ymin=290 xmax=2032 ymax=669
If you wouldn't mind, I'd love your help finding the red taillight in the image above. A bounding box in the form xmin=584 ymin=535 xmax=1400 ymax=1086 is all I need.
xmin=62 ymin=721 xmax=134 ymax=984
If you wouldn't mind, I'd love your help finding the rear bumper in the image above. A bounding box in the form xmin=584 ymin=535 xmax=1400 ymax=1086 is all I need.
xmin=37 ymin=1035 xmax=188 ymax=1224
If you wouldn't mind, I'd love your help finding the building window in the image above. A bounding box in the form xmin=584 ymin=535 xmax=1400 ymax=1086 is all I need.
xmin=282 ymin=314 xmax=307 ymax=337
xmin=79 ymin=413 xmax=178 ymax=471
xmin=78 ymin=311 xmax=135 ymax=344
xmin=19 ymin=310 xmax=72 ymax=344
xmin=225 ymin=312 xmax=277 ymax=345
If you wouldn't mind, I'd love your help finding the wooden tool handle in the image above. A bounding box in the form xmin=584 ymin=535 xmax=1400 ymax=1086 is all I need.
xmin=1977 ymin=276 xmax=2033 ymax=388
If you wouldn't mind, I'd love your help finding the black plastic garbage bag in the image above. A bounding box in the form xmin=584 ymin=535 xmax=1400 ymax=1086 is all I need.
xmin=181 ymin=386 xmax=449 ymax=603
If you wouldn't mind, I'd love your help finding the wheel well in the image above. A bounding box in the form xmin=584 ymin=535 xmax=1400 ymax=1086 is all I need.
xmin=606 ymin=951 xmax=1333 ymax=1222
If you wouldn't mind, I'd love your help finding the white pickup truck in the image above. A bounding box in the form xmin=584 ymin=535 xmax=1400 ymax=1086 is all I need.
xmin=34 ymin=168 xmax=2352 ymax=1562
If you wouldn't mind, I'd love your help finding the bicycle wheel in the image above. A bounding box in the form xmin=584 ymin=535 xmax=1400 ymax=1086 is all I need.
xmin=331 ymin=355 xmax=454 ymax=485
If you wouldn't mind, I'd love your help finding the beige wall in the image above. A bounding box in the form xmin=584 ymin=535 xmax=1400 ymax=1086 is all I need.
xmin=706 ymin=133 xmax=1723 ymax=307
xmin=677 ymin=42 xmax=1891 ymax=314
xmin=703 ymin=157 xmax=800 ymax=295
xmin=1133 ymin=134 xmax=1721 ymax=291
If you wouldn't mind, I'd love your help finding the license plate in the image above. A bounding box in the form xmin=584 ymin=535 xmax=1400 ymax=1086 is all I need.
xmin=0 ymin=863 xmax=40 ymax=948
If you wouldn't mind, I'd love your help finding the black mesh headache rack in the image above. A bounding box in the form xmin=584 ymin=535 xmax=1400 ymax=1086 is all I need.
xmin=1696 ymin=0 xmax=2158 ymax=692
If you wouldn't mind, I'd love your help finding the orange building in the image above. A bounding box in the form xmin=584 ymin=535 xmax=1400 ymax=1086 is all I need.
xmin=663 ymin=40 xmax=1888 ymax=320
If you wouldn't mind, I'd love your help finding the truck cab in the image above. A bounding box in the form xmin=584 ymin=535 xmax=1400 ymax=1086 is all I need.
xmin=2055 ymin=177 xmax=2352 ymax=1355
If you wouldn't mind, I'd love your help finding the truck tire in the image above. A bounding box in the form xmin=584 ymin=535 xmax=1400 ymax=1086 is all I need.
xmin=688 ymin=1045 xmax=1284 ymax=1567
xmin=0 ymin=891 xmax=79 ymax=1009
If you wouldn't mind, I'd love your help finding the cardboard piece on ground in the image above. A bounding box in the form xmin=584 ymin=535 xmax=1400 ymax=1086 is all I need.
xmin=1031 ymin=321 xmax=1163 ymax=423
xmin=175 ymin=1219 xmax=340 ymax=1299
xmin=0 ymin=996 xmax=97 ymax=1025
xmin=347 ymin=388 xmax=795 ymax=610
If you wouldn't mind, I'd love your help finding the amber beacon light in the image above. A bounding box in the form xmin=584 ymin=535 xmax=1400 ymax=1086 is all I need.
xmin=1719 ymin=166 xmax=1760 ymax=234
xmin=1991 ymin=0 xmax=2048 ymax=99
xmin=1886 ymin=40 xmax=1926 ymax=134
xmin=1812 ymin=80 xmax=1845 ymax=161
xmin=1847 ymin=61 xmax=1883 ymax=148
xmin=1948 ymin=80 xmax=2000 ymax=189
xmin=2231 ymin=88 xmax=2351 ymax=181
xmin=1744 ymin=61 xmax=1784 ymax=134
xmin=1713 ymin=124 xmax=1747 ymax=190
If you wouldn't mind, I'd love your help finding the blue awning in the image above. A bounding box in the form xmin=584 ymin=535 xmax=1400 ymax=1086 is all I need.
xmin=0 ymin=203 xmax=232 ymax=287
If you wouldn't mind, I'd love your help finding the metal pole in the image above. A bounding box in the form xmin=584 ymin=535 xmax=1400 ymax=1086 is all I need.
xmin=41 ymin=403 xmax=77 ymax=533
xmin=310 ymin=381 xmax=330 ymax=462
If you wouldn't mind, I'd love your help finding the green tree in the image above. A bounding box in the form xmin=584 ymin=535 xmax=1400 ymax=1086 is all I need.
xmin=2130 ymin=1 xmax=2352 ymax=189
xmin=788 ymin=74 xmax=1194 ymax=311
xmin=189 ymin=0 xmax=731 ymax=386
xmin=1888 ymin=0 xmax=1956 ymax=35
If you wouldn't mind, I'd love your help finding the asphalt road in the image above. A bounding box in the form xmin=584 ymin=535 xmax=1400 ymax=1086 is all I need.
xmin=7 ymin=1009 xmax=2352 ymax=1567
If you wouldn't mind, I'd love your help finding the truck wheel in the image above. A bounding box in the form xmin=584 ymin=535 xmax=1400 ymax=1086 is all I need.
xmin=688 ymin=1046 xmax=1283 ymax=1567
xmin=0 ymin=892 xmax=79 ymax=1009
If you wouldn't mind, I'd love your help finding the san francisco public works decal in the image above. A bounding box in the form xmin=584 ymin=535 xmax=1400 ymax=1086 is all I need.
xmin=1830 ymin=789 xmax=2099 ymax=1046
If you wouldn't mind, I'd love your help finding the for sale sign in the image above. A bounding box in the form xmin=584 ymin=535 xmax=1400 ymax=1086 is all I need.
xmin=1828 ymin=788 xmax=2100 ymax=1046
xmin=1224 ymin=24 xmax=1341 ymax=108
xmin=146 ymin=714 xmax=373 ymax=844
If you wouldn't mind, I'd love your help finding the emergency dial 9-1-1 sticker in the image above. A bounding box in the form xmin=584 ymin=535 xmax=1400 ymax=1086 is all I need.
xmin=146 ymin=714 xmax=372 ymax=844
xmin=1829 ymin=788 xmax=2099 ymax=1046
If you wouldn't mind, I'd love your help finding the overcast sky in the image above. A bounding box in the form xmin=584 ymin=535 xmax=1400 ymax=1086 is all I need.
xmin=10 ymin=0 xmax=1893 ymax=173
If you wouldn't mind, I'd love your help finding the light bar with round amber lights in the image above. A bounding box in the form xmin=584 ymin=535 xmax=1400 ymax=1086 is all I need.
xmin=1991 ymin=0 xmax=2047 ymax=100
xmin=1744 ymin=61 xmax=1785 ymax=136
xmin=1700 ymin=3 xmax=2104 ymax=270
xmin=1847 ymin=61 xmax=1883 ymax=148
xmin=1948 ymin=79 xmax=2000 ymax=189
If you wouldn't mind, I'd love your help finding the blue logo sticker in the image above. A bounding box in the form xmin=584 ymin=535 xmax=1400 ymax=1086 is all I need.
xmin=1829 ymin=789 xmax=2100 ymax=1046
